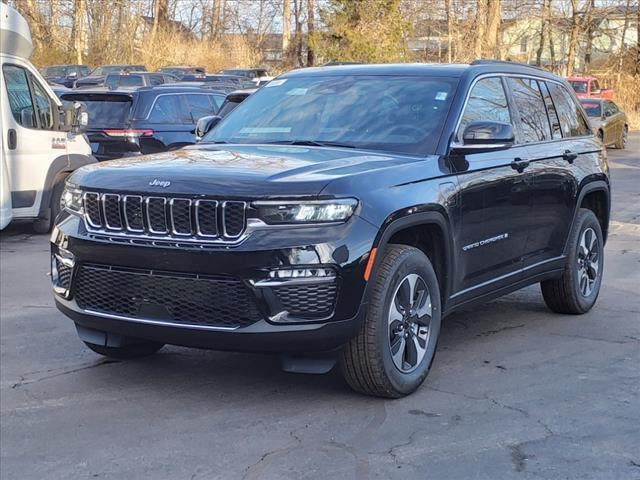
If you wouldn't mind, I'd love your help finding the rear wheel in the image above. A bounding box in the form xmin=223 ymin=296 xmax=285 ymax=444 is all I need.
xmin=614 ymin=126 xmax=628 ymax=149
xmin=541 ymin=209 xmax=604 ymax=314
xmin=341 ymin=245 xmax=441 ymax=398
xmin=84 ymin=341 xmax=164 ymax=359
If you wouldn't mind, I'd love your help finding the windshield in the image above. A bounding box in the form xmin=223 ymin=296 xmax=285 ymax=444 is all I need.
xmin=43 ymin=66 xmax=69 ymax=76
xmin=204 ymin=75 xmax=458 ymax=154
xmin=581 ymin=101 xmax=601 ymax=117
xmin=61 ymin=93 xmax=132 ymax=128
xmin=570 ymin=81 xmax=588 ymax=94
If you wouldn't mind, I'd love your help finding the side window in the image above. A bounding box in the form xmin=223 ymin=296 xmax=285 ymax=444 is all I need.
xmin=185 ymin=94 xmax=214 ymax=122
xmin=31 ymin=78 xmax=54 ymax=129
xmin=209 ymin=94 xmax=224 ymax=111
xmin=507 ymin=77 xmax=551 ymax=143
xmin=540 ymin=81 xmax=562 ymax=139
xmin=457 ymin=77 xmax=511 ymax=141
xmin=149 ymin=74 xmax=164 ymax=86
xmin=547 ymin=82 xmax=591 ymax=137
xmin=148 ymin=95 xmax=184 ymax=124
xmin=3 ymin=65 xmax=36 ymax=128
xmin=591 ymin=80 xmax=600 ymax=92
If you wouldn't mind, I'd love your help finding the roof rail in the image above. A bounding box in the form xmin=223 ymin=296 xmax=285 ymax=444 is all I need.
xmin=470 ymin=59 xmax=549 ymax=72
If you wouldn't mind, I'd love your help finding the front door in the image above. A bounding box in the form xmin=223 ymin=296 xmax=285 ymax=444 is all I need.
xmin=450 ymin=76 xmax=531 ymax=297
xmin=2 ymin=61 xmax=63 ymax=218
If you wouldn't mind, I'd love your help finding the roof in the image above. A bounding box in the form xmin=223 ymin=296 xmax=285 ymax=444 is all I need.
xmin=62 ymin=85 xmax=230 ymax=96
xmin=567 ymin=76 xmax=598 ymax=81
xmin=0 ymin=4 xmax=33 ymax=58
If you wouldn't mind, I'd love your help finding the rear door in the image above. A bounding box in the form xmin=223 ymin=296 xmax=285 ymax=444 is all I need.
xmin=452 ymin=76 xmax=531 ymax=296
xmin=519 ymin=79 xmax=592 ymax=270
xmin=2 ymin=62 xmax=63 ymax=218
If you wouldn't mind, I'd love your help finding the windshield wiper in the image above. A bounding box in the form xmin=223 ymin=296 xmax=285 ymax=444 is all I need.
xmin=265 ymin=140 xmax=356 ymax=148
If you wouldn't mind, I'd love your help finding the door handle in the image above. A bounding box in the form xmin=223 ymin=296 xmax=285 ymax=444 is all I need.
xmin=562 ymin=150 xmax=578 ymax=163
xmin=7 ymin=129 xmax=17 ymax=150
xmin=510 ymin=157 xmax=530 ymax=173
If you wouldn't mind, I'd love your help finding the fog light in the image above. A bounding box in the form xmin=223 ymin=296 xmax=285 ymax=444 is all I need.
xmin=51 ymin=250 xmax=75 ymax=298
xmin=268 ymin=268 xmax=336 ymax=279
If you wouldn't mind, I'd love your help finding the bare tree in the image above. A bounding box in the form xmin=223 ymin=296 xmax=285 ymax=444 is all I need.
xmin=583 ymin=0 xmax=596 ymax=73
xmin=536 ymin=0 xmax=551 ymax=66
xmin=474 ymin=0 xmax=487 ymax=59
xmin=282 ymin=0 xmax=291 ymax=61
xmin=445 ymin=0 xmax=453 ymax=63
xmin=72 ymin=0 xmax=86 ymax=64
xmin=565 ymin=0 xmax=580 ymax=76
xmin=307 ymin=0 xmax=315 ymax=66
xmin=485 ymin=0 xmax=501 ymax=59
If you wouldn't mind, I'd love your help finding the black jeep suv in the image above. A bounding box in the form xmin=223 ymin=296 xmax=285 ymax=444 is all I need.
xmin=52 ymin=62 xmax=610 ymax=398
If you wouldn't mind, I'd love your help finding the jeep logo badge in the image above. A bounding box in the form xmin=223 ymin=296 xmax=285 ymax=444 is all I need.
xmin=149 ymin=179 xmax=171 ymax=188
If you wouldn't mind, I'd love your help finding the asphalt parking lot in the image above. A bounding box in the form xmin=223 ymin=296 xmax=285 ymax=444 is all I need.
xmin=1 ymin=135 xmax=639 ymax=480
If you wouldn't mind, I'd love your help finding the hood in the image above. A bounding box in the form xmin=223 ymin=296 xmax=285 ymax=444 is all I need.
xmin=69 ymin=144 xmax=426 ymax=198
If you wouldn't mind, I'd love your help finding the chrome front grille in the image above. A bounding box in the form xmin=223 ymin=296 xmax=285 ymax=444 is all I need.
xmin=82 ymin=192 xmax=246 ymax=243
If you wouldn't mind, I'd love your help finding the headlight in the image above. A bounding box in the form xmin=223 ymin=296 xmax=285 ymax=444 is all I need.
xmin=253 ymin=199 xmax=358 ymax=225
xmin=60 ymin=185 xmax=83 ymax=214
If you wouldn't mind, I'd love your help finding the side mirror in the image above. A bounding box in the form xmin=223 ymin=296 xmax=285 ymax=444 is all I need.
xmin=67 ymin=72 xmax=78 ymax=79
xmin=61 ymin=101 xmax=88 ymax=134
xmin=195 ymin=115 xmax=221 ymax=141
xmin=451 ymin=121 xmax=515 ymax=154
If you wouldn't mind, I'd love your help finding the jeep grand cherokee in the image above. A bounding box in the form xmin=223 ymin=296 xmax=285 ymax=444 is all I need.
xmin=51 ymin=61 xmax=610 ymax=398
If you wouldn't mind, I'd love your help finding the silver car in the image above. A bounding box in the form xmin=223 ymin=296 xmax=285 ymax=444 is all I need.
xmin=580 ymin=98 xmax=629 ymax=149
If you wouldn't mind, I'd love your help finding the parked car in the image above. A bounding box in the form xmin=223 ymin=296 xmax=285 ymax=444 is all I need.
xmin=180 ymin=73 xmax=254 ymax=89
xmin=41 ymin=64 xmax=91 ymax=88
xmin=580 ymin=98 xmax=628 ymax=149
xmin=568 ymin=76 xmax=614 ymax=99
xmin=220 ymin=68 xmax=272 ymax=86
xmin=104 ymin=72 xmax=178 ymax=88
xmin=217 ymin=88 xmax=256 ymax=117
xmin=59 ymin=85 xmax=226 ymax=160
xmin=74 ymin=65 xmax=147 ymax=88
xmin=1 ymin=4 xmax=93 ymax=233
xmin=53 ymin=61 xmax=609 ymax=398
xmin=157 ymin=66 xmax=205 ymax=79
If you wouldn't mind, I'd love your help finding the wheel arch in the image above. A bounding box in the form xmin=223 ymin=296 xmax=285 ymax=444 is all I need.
xmin=38 ymin=154 xmax=97 ymax=218
xmin=365 ymin=210 xmax=454 ymax=309
xmin=566 ymin=180 xmax=610 ymax=252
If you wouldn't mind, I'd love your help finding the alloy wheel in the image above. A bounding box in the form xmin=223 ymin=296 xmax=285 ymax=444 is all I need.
xmin=388 ymin=273 xmax=432 ymax=373
xmin=577 ymin=227 xmax=600 ymax=297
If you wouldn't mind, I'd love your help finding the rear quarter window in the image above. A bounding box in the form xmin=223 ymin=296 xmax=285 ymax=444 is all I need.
xmin=547 ymin=82 xmax=591 ymax=137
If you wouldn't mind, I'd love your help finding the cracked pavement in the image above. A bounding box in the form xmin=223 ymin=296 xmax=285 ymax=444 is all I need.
xmin=1 ymin=135 xmax=639 ymax=479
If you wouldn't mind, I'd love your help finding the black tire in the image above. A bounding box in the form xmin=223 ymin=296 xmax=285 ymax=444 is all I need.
xmin=541 ymin=209 xmax=604 ymax=314
xmin=33 ymin=177 xmax=66 ymax=234
xmin=84 ymin=341 xmax=164 ymax=359
xmin=614 ymin=125 xmax=628 ymax=149
xmin=341 ymin=244 xmax=442 ymax=398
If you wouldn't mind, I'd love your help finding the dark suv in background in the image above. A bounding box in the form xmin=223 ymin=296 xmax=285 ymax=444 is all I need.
xmin=74 ymin=65 xmax=147 ymax=88
xmin=60 ymin=85 xmax=226 ymax=160
xmin=42 ymin=64 xmax=91 ymax=88
xmin=52 ymin=62 xmax=609 ymax=398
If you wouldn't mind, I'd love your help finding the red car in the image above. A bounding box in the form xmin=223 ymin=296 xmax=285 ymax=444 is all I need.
xmin=568 ymin=76 xmax=614 ymax=99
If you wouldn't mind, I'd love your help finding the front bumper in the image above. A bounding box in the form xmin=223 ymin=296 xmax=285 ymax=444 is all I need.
xmin=51 ymin=213 xmax=376 ymax=353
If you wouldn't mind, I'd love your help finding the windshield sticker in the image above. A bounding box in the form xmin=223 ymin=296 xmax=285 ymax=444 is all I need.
xmin=266 ymin=79 xmax=287 ymax=87
xmin=286 ymin=88 xmax=308 ymax=96
xmin=435 ymin=91 xmax=448 ymax=101
xmin=239 ymin=127 xmax=292 ymax=134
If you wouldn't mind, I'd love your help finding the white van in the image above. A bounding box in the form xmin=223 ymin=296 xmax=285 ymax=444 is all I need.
xmin=0 ymin=4 xmax=94 ymax=232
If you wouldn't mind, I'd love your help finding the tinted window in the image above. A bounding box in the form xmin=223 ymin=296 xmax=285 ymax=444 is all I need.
xmin=185 ymin=94 xmax=214 ymax=121
xmin=148 ymin=95 xmax=185 ymax=124
xmin=591 ymin=80 xmax=600 ymax=92
xmin=507 ymin=77 xmax=552 ymax=143
xmin=3 ymin=65 xmax=36 ymax=127
xmin=149 ymin=74 xmax=164 ymax=86
xmin=540 ymin=81 xmax=562 ymax=139
xmin=31 ymin=79 xmax=54 ymax=129
xmin=218 ymin=99 xmax=241 ymax=117
xmin=547 ymin=82 xmax=590 ymax=137
xmin=206 ymin=75 xmax=458 ymax=154
xmin=119 ymin=75 xmax=145 ymax=87
xmin=80 ymin=66 xmax=90 ymax=76
xmin=62 ymin=93 xmax=132 ymax=127
xmin=458 ymin=77 xmax=511 ymax=141
xmin=604 ymin=101 xmax=618 ymax=115
xmin=581 ymin=101 xmax=601 ymax=117
xmin=570 ymin=81 xmax=587 ymax=94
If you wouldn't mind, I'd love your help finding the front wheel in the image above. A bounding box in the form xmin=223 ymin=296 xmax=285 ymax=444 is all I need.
xmin=341 ymin=245 xmax=441 ymax=398
xmin=541 ymin=209 xmax=604 ymax=314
